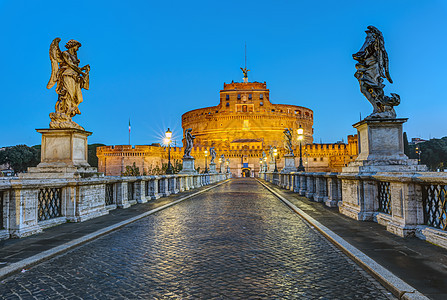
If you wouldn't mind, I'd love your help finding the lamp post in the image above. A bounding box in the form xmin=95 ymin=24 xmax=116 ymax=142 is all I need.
xmin=165 ymin=128 xmax=173 ymax=174
xmin=273 ymin=147 xmax=278 ymax=173
xmin=259 ymin=159 xmax=263 ymax=173
xmin=297 ymin=125 xmax=305 ymax=171
xmin=264 ymin=157 xmax=267 ymax=172
xmin=218 ymin=157 xmax=222 ymax=173
xmin=204 ymin=149 xmax=208 ymax=173
xmin=226 ymin=159 xmax=230 ymax=173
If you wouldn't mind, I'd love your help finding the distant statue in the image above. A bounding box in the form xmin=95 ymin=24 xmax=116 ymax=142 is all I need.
xmin=283 ymin=128 xmax=294 ymax=155
xmin=184 ymin=128 xmax=195 ymax=158
xmin=262 ymin=151 xmax=266 ymax=161
xmin=353 ymin=26 xmax=400 ymax=119
xmin=240 ymin=67 xmax=250 ymax=80
xmin=220 ymin=154 xmax=225 ymax=162
xmin=47 ymin=38 xmax=90 ymax=130
xmin=269 ymin=146 xmax=274 ymax=161
xmin=210 ymin=147 xmax=216 ymax=163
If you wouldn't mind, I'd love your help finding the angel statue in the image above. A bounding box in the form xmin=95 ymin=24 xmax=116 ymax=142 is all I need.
xmin=47 ymin=38 xmax=90 ymax=130
xmin=210 ymin=147 xmax=217 ymax=164
xmin=269 ymin=146 xmax=274 ymax=161
xmin=283 ymin=128 xmax=294 ymax=155
xmin=183 ymin=128 xmax=195 ymax=158
xmin=353 ymin=26 xmax=400 ymax=119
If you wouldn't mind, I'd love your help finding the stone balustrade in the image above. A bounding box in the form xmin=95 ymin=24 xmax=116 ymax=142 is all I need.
xmin=0 ymin=173 xmax=229 ymax=240
xmin=261 ymin=171 xmax=447 ymax=249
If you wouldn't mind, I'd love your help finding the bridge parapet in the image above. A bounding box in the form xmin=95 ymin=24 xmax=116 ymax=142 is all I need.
xmin=0 ymin=173 xmax=230 ymax=240
xmin=261 ymin=171 xmax=447 ymax=250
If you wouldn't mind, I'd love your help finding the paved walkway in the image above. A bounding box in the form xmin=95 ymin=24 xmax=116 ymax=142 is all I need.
xmin=260 ymin=179 xmax=447 ymax=300
xmin=0 ymin=178 xmax=394 ymax=299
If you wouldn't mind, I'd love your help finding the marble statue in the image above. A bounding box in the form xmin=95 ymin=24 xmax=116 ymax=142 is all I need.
xmin=47 ymin=38 xmax=90 ymax=130
xmin=353 ymin=26 xmax=400 ymax=119
xmin=220 ymin=154 xmax=225 ymax=162
xmin=184 ymin=128 xmax=195 ymax=158
xmin=283 ymin=128 xmax=294 ymax=155
xmin=262 ymin=151 xmax=266 ymax=161
xmin=269 ymin=146 xmax=274 ymax=161
xmin=210 ymin=147 xmax=216 ymax=163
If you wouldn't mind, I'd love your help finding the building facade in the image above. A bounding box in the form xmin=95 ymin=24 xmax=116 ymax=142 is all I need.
xmin=97 ymin=79 xmax=358 ymax=176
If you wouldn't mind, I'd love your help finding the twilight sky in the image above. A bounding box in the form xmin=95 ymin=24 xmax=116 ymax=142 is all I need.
xmin=0 ymin=0 xmax=446 ymax=147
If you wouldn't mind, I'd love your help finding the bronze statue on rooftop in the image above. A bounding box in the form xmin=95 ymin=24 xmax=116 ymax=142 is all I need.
xmin=353 ymin=26 xmax=400 ymax=119
xmin=47 ymin=38 xmax=90 ymax=130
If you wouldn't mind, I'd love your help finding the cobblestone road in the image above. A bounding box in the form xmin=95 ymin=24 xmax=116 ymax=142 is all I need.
xmin=0 ymin=179 xmax=394 ymax=299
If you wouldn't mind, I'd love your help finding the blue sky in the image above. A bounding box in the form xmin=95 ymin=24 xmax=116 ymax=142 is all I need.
xmin=1 ymin=0 xmax=446 ymax=146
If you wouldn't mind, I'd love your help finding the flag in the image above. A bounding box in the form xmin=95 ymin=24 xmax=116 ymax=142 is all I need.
xmin=129 ymin=118 xmax=131 ymax=133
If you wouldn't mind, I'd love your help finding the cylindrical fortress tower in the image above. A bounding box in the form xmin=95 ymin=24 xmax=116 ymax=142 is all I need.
xmin=182 ymin=81 xmax=314 ymax=149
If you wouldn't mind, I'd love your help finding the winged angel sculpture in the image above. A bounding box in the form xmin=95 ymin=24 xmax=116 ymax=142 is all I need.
xmin=47 ymin=38 xmax=90 ymax=130
xmin=353 ymin=26 xmax=400 ymax=119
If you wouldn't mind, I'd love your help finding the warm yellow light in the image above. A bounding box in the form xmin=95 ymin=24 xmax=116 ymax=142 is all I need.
xmin=163 ymin=138 xmax=170 ymax=145
xmin=219 ymin=158 xmax=222 ymax=163
xmin=165 ymin=128 xmax=172 ymax=139
xmin=297 ymin=126 xmax=304 ymax=135
xmin=298 ymin=135 xmax=304 ymax=141
xmin=273 ymin=148 xmax=277 ymax=156
xmin=205 ymin=150 xmax=208 ymax=156
xmin=264 ymin=157 xmax=267 ymax=162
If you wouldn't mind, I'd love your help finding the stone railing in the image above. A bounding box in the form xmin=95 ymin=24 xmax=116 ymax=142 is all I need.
xmin=0 ymin=173 xmax=229 ymax=240
xmin=261 ymin=171 xmax=447 ymax=249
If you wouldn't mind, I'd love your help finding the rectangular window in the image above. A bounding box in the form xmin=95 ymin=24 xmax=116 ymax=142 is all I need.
xmin=226 ymin=102 xmax=229 ymax=107
xmin=260 ymin=94 xmax=263 ymax=99
xmin=260 ymin=102 xmax=263 ymax=106
xmin=248 ymin=94 xmax=252 ymax=100
xmin=237 ymin=94 xmax=241 ymax=100
xmin=226 ymin=94 xmax=229 ymax=100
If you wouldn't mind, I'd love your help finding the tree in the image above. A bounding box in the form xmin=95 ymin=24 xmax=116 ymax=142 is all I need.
xmin=403 ymin=132 xmax=410 ymax=156
xmin=0 ymin=145 xmax=40 ymax=174
xmin=408 ymin=137 xmax=447 ymax=171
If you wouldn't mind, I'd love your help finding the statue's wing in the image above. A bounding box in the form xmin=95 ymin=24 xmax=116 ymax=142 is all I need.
xmin=47 ymin=38 xmax=63 ymax=89
xmin=382 ymin=47 xmax=393 ymax=83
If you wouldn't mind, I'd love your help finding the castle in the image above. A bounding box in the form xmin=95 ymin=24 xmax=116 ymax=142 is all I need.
xmin=97 ymin=76 xmax=358 ymax=176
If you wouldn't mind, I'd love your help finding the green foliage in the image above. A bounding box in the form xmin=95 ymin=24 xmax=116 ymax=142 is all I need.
xmin=122 ymin=162 xmax=141 ymax=176
xmin=403 ymin=132 xmax=410 ymax=156
xmin=0 ymin=145 xmax=40 ymax=174
xmin=146 ymin=159 xmax=183 ymax=175
xmin=408 ymin=137 xmax=447 ymax=171
xmin=89 ymin=143 xmax=105 ymax=167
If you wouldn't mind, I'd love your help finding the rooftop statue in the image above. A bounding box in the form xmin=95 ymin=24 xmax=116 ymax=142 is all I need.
xmin=283 ymin=128 xmax=294 ymax=155
xmin=353 ymin=26 xmax=400 ymax=119
xmin=210 ymin=147 xmax=216 ymax=163
xmin=184 ymin=128 xmax=195 ymax=158
xmin=240 ymin=67 xmax=250 ymax=79
xmin=47 ymin=38 xmax=90 ymax=130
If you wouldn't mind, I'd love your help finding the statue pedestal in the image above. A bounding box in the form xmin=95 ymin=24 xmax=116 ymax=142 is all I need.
xmin=209 ymin=162 xmax=218 ymax=174
xmin=21 ymin=128 xmax=99 ymax=179
xmin=179 ymin=157 xmax=197 ymax=174
xmin=343 ymin=118 xmax=426 ymax=173
xmin=281 ymin=154 xmax=297 ymax=173
xmin=268 ymin=162 xmax=276 ymax=172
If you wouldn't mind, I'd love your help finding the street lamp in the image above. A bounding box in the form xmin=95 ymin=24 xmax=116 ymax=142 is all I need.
xmin=218 ymin=157 xmax=222 ymax=173
xmin=416 ymin=146 xmax=421 ymax=164
xmin=297 ymin=125 xmax=305 ymax=172
xmin=204 ymin=149 xmax=209 ymax=173
xmin=273 ymin=147 xmax=278 ymax=173
xmin=226 ymin=159 xmax=230 ymax=173
xmin=259 ymin=158 xmax=263 ymax=173
xmin=165 ymin=128 xmax=173 ymax=174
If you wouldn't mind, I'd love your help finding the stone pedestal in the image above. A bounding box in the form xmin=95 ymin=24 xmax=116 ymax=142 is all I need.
xmin=268 ymin=162 xmax=276 ymax=172
xmin=21 ymin=128 xmax=99 ymax=179
xmin=340 ymin=117 xmax=427 ymax=222
xmin=209 ymin=162 xmax=218 ymax=174
xmin=179 ymin=157 xmax=197 ymax=174
xmin=280 ymin=154 xmax=296 ymax=173
xmin=343 ymin=118 xmax=426 ymax=173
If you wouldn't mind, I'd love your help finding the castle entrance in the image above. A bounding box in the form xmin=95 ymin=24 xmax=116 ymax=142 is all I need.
xmin=242 ymin=168 xmax=251 ymax=177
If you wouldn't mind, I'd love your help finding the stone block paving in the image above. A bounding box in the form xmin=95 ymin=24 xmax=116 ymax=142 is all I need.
xmin=0 ymin=179 xmax=394 ymax=299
